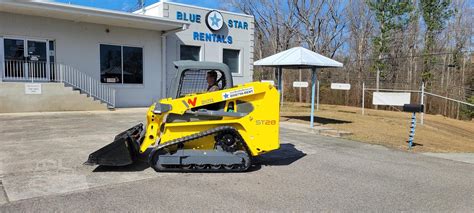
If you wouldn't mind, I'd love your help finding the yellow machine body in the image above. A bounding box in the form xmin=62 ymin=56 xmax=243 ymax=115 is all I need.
xmin=141 ymin=81 xmax=280 ymax=157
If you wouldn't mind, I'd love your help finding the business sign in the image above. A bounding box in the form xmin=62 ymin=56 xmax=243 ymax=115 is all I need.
xmin=261 ymin=80 xmax=275 ymax=86
xmin=175 ymin=9 xmax=248 ymax=45
xmin=293 ymin=81 xmax=309 ymax=88
xmin=372 ymin=92 xmax=411 ymax=106
xmin=25 ymin=83 xmax=42 ymax=94
xmin=331 ymin=83 xmax=351 ymax=90
xmin=206 ymin=10 xmax=224 ymax=31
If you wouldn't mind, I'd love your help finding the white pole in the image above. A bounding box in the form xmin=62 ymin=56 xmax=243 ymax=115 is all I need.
xmin=420 ymin=82 xmax=424 ymax=125
xmin=316 ymin=80 xmax=320 ymax=111
xmin=362 ymin=82 xmax=365 ymax=115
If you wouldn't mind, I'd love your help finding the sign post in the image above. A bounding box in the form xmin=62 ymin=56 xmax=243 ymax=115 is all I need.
xmin=362 ymin=82 xmax=365 ymax=115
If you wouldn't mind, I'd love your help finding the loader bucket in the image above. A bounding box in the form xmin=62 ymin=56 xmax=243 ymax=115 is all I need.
xmin=85 ymin=124 xmax=144 ymax=166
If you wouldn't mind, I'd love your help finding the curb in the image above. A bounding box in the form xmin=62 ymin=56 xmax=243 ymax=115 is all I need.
xmin=280 ymin=121 xmax=352 ymax=138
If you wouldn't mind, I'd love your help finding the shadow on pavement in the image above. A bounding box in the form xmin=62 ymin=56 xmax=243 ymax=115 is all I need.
xmin=250 ymin=143 xmax=306 ymax=171
xmin=283 ymin=115 xmax=352 ymax=125
xmin=92 ymin=160 xmax=150 ymax=172
xmin=92 ymin=143 xmax=306 ymax=173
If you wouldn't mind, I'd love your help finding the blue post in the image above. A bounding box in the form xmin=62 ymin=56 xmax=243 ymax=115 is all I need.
xmin=277 ymin=67 xmax=282 ymax=91
xmin=408 ymin=112 xmax=416 ymax=149
xmin=310 ymin=68 xmax=317 ymax=128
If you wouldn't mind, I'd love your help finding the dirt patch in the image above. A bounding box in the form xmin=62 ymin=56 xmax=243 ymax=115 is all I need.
xmin=281 ymin=102 xmax=474 ymax=153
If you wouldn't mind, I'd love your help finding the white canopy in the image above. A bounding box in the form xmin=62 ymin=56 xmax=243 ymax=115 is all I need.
xmin=254 ymin=47 xmax=343 ymax=68
xmin=254 ymin=46 xmax=343 ymax=129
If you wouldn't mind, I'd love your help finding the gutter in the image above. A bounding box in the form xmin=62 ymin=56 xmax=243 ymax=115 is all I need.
xmin=160 ymin=24 xmax=189 ymax=99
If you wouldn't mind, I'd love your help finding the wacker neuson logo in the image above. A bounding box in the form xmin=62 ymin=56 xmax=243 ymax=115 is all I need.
xmin=222 ymin=87 xmax=254 ymax=100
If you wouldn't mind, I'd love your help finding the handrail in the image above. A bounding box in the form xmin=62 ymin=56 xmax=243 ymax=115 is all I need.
xmin=2 ymin=60 xmax=116 ymax=108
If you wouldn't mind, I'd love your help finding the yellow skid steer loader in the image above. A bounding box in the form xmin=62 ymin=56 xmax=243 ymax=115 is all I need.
xmin=85 ymin=61 xmax=280 ymax=172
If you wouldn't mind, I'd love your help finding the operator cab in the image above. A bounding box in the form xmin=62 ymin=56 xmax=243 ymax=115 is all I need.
xmin=170 ymin=61 xmax=234 ymax=99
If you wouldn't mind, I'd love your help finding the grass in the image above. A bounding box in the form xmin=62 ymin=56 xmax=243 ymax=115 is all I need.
xmin=281 ymin=102 xmax=474 ymax=153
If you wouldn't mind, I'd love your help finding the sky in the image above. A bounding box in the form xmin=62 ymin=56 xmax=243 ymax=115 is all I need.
xmin=54 ymin=0 xmax=221 ymax=12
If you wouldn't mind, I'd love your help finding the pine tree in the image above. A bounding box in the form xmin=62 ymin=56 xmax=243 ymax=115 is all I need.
xmin=419 ymin=0 xmax=454 ymax=83
xmin=367 ymin=0 xmax=414 ymax=91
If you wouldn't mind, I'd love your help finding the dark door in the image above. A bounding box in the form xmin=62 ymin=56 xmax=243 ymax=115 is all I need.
xmin=3 ymin=38 xmax=25 ymax=78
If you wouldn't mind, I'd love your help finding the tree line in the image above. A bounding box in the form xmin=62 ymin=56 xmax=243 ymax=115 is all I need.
xmin=224 ymin=0 xmax=473 ymax=120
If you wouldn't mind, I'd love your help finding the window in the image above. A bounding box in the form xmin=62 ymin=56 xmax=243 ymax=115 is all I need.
xmin=177 ymin=69 xmax=224 ymax=97
xmin=100 ymin=44 xmax=143 ymax=84
xmin=180 ymin=45 xmax=200 ymax=61
xmin=223 ymin=49 xmax=240 ymax=74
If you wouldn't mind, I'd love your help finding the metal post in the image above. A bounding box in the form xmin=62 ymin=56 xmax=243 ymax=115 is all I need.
xmin=89 ymin=78 xmax=92 ymax=96
xmin=420 ymin=82 xmax=425 ymax=125
xmin=362 ymin=82 xmax=365 ymax=115
xmin=281 ymin=78 xmax=284 ymax=108
xmin=310 ymin=68 xmax=317 ymax=128
xmin=316 ymin=80 xmax=320 ymax=111
xmin=277 ymin=67 xmax=283 ymax=107
xmin=112 ymin=89 xmax=116 ymax=108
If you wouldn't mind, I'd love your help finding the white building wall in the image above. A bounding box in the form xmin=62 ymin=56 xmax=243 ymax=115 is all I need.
xmin=0 ymin=12 xmax=164 ymax=107
xmin=143 ymin=2 xmax=255 ymax=87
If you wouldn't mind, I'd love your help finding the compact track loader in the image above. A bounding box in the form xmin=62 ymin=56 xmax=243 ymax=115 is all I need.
xmin=85 ymin=61 xmax=280 ymax=172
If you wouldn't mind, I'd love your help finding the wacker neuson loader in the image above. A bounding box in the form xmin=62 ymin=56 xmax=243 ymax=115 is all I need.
xmin=85 ymin=61 xmax=280 ymax=172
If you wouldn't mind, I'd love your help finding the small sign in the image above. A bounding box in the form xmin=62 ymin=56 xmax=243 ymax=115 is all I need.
xmin=293 ymin=81 xmax=309 ymax=88
xmin=373 ymin=92 xmax=411 ymax=106
xmin=222 ymin=87 xmax=254 ymax=100
xmin=331 ymin=83 xmax=351 ymax=90
xmin=25 ymin=83 xmax=42 ymax=94
xmin=106 ymin=78 xmax=118 ymax=83
xmin=261 ymin=80 xmax=275 ymax=86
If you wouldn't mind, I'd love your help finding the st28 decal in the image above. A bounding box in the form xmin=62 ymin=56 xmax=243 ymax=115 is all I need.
xmin=256 ymin=120 xmax=277 ymax=125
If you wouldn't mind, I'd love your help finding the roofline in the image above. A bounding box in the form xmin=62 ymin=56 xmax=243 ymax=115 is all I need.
xmin=0 ymin=0 xmax=188 ymax=30
xmin=139 ymin=1 xmax=254 ymax=19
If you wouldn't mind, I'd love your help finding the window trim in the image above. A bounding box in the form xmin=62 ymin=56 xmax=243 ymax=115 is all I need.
xmin=99 ymin=43 xmax=144 ymax=85
xmin=222 ymin=48 xmax=243 ymax=76
xmin=179 ymin=44 xmax=202 ymax=61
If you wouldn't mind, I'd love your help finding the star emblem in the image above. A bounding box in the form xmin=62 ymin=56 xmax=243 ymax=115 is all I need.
xmin=223 ymin=93 xmax=229 ymax=99
xmin=210 ymin=13 xmax=221 ymax=27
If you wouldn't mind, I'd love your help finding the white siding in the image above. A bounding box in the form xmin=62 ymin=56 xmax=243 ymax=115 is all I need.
xmin=144 ymin=2 xmax=254 ymax=87
xmin=0 ymin=12 xmax=163 ymax=107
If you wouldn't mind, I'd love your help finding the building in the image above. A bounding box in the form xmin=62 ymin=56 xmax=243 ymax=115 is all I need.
xmin=0 ymin=1 xmax=254 ymax=112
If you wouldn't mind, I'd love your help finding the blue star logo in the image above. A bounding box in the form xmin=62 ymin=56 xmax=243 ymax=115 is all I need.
xmin=223 ymin=93 xmax=229 ymax=99
xmin=210 ymin=13 xmax=221 ymax=27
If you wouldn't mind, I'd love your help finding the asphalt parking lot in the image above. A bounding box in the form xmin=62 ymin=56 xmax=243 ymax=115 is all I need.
xmin=0 ymin=109 xmax=473 ymax=211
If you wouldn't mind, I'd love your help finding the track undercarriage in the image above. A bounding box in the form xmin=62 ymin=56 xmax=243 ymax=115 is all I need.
xmin=148 ymin=126 xmax=251 ymax=172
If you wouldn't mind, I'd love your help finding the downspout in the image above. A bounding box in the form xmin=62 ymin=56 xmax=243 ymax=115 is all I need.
xmin=160 ymin=24 xmax=188 ymax=99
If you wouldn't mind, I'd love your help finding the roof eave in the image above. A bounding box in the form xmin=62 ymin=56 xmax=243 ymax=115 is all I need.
xmin=0 ymin=1 xmax=188 ymax=31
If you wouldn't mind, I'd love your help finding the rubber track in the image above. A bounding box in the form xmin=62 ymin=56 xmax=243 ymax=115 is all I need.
xmin=148 ymin=126 xmax=250 ymax=172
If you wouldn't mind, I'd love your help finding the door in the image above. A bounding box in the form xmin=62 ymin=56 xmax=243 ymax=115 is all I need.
xmin=3 ymin=38 xmax=48 ymax=80
xmin=26 ymin=40 xmax=48 ymax=79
